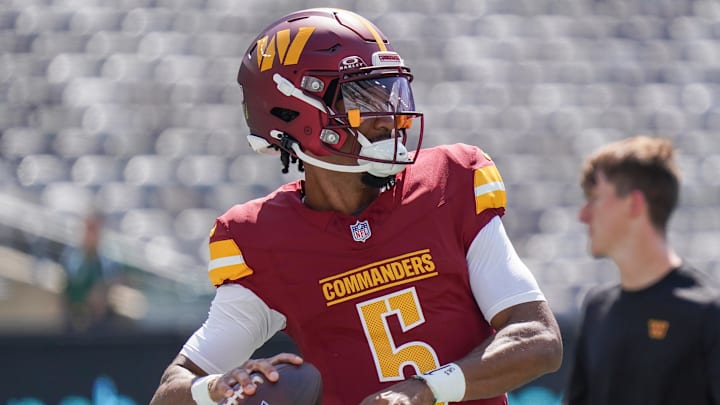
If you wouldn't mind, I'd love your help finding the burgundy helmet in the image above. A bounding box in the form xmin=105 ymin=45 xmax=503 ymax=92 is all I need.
xmin=237 ymin=8 xmax=423 ymax=177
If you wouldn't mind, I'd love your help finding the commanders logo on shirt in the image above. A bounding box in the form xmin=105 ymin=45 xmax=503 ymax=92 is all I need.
xmin=319 ymin=249 xmax=437 ymax=306
xmin=647 ymin=318 xmax=669 ymax=340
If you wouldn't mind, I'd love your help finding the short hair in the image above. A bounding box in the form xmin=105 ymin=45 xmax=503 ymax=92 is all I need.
xmin=580 ymin=136 xmax=680 ymax=232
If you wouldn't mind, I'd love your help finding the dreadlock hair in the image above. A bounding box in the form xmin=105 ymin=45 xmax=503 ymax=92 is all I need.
xmin=280 ymin=148 xmax=304 ymax=174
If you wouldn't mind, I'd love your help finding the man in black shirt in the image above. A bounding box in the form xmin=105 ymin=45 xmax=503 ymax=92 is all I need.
xmin=565 ymin=136 xmax=720 ymax=405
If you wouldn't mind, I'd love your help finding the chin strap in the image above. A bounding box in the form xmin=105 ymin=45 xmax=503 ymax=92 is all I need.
xmin=267 ymin=130 xmax=409 ymax=177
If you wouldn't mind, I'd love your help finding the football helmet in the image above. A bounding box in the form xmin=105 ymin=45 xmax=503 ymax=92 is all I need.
xmin=237 ymin=8 xmax=424 ymax=177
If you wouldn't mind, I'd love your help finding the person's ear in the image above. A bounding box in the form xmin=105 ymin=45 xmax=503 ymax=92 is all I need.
xmin=628 ymin=189 xmax=647 ymax=218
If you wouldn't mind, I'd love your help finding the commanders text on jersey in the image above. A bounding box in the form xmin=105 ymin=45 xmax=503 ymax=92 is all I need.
xmin=320 ymin=249 xmax=437 ymax=306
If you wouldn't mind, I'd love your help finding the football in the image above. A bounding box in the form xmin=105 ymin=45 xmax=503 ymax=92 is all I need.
xmin=218 ymin=362 xmax=322 ymax=405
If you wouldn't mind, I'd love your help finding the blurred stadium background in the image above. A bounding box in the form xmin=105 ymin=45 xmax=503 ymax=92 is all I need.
xmin=1 ymin=0 xmax=719 ymax=403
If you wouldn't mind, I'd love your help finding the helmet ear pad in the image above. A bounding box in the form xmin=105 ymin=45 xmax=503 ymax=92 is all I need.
xmin=321 ymin=78 xmax=340 ymax=109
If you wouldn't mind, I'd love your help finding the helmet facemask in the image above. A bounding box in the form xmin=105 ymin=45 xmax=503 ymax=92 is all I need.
xmin=317 ymin=67 xmax=424 ymax=180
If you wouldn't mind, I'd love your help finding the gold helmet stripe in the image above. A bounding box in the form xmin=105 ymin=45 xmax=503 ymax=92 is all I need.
xmin=349 ymin=11 xmax=387 ymax=52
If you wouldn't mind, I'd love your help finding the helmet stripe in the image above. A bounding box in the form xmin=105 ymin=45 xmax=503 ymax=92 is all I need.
xmin=352 ymin=13 xmax=387 ymax=52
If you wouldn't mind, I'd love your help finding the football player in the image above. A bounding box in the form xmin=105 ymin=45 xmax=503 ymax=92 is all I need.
xmin=151 ymin=8 xmax=562 ymax=405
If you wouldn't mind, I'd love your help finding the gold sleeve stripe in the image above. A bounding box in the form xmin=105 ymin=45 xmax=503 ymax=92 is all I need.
xmin=209 ymin=239 xmax=240 ymax=260
xmin=474 ymin=166 xmax=506 ymax=213
xmin=208 ymin=239 xmax=253 ymax=286
xmin=208 ymin=264 xmax=253 ymax=286
xmin=474 ymin=164 xmax=502 ymax=185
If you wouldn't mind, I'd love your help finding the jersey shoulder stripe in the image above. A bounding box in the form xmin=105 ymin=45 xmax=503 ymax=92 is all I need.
xmin=204 ymin=182 xmax=303 ymax=287
xmin=208 ymin=235 xmax=253 ymax=286
xmin=473 ymin=163 xmax=506 ymax=213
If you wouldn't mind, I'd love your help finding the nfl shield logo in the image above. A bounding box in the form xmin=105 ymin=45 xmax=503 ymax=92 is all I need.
xmin=350 ymin=220 xmax=372 ymax=243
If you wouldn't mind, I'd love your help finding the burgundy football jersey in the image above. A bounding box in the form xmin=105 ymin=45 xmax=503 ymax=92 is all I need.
xmin=208 ymin=144 xmax=509 ymax=405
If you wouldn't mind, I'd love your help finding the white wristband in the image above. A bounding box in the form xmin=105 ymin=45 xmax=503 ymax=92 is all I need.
xmin=191 ymin=374 xmax=221 ymax=405
xmin=415 ymin=363 xmax=466 ymax=403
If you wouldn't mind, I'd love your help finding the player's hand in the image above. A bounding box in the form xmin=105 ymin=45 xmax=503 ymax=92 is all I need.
xmin=358 ymin=378 xmax=435 ymax=405
xmin=210 ymin=353 xmax=304 ymax=401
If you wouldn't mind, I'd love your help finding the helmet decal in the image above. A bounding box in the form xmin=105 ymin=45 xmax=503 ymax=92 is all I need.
xmin=257 ymin=27 xmax=315 ymax=72
xmin=339 ymin=56 xmax=368 ymax=71
xmin=373 ymin=51 xmax=403 ymax=67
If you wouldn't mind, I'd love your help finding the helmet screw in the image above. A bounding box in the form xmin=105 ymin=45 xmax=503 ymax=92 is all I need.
xmin=304 ymin=126 xmax=312 ymax=135
xmin=320 ymin=130 xmax=341 ymax=144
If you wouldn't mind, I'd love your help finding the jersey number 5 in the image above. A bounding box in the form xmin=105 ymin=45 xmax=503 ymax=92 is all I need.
xmin=356 ymin=287 xmax=441 ymax=382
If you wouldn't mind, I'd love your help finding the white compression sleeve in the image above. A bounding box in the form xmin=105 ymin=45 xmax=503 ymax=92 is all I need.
xmin=466 ymin=216 xmax=546 ymax=323
xmin=180 ymin=284 xmax=287 ymax=373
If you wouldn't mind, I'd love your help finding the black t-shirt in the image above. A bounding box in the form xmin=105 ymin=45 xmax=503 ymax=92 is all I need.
xmin=565 ymin=266 xmax=720 ymax=405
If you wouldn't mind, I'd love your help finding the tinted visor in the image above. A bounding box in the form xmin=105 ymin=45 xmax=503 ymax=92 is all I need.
xmin=340 ymin=76 xmax=415 ymax=128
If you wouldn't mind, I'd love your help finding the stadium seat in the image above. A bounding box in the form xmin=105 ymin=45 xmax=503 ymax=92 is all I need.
xmin=71 ymin=154 xmax=123 ymax=186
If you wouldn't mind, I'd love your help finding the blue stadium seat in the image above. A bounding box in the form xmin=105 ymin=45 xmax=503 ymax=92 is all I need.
xmin=71 ymin=155 xmax=123 ymax=186
xmin=176 ymin=155 xmax=227 ymax=186
xmin=121 ymin=7 xmax=176 ymax=34
xmin=124 ymin=155 xmax=177 ymax=186
xmin=120 ymin=208 xmax=175 ymax=240
xmin=1 ymin=127 xmax=48 ymax=159
xmin=41 ymin=181 xmax=95 ymax=215
xmin=69 ymin=7 xmax=125 ymax=34
xmin=85 ymin=31 xmax=141 ymax=55
xmin=16 ymin=154 xmax=69 ymax=186
xmin=174 ymin=208 xmax=218 ymax=242
xmin=96 ymin=182 xmax=147 ymax=214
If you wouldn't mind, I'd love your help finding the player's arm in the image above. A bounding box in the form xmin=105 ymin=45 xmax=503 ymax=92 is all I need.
xmin=151 ymin=354 xmax=204 ymax=405
xmin=450 ymin=216 xmax=563 ymax=399
xmin=151 ymin=352 xmax=303 ymax=405
xmin=370 ymin=216 xmax=561 ymax=403
xmin=150 ymin=284 xmax=293 ymax=405
xmin=454 ymin=299 xmax=562 ymax=399
xmin=359 ymin=217 xmax=562 ymax=404
xmin=359 ymin=307 xmax=560 ymax=405
xmin=429 ymin=152 xmax=561 ymax=401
